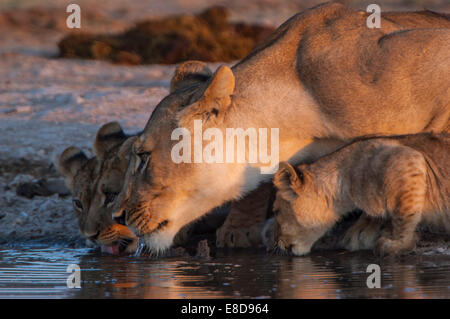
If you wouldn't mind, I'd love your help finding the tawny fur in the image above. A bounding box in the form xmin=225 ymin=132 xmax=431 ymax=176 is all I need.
xmin=218 ymin=6 xmax=450 ymax=249
xmin=110 ymin=3 xmax=450 ymax=253
xmin=58 ymin=62 xmax=222 ymax=252
xmin=272 ymin=133 xmax=450 ymax=256
xmin=59 ymin=122 xmax=139 ymax=252
xmin=59 ymin=123 xmax=199 ymax=252
xmin=216 ymin=183 xmax=273 ymax=248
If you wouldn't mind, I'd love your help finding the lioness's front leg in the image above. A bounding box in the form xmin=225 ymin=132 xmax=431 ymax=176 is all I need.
xmin=216 ymin=183 xmax=273 ymax=248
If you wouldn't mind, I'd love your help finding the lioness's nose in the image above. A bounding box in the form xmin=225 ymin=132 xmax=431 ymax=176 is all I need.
xmin=114 ymin=210 xmax=126 ymax=226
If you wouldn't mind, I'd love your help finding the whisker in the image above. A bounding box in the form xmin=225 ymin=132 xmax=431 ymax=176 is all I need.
xmin=135 ymin=237 xmax=146 ymax=257
xmin=270 ymin=245 xmax=292 ymax=256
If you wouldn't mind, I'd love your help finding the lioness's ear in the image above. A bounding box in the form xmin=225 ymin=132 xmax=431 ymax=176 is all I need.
xmin=177 ymin=66 xmax=235 ymax=126
xmin=204 ymin=66 xmax=235 ymax=100
xmin=94 ymin=122 xmax=127 ymax=160
xmin=58 ymin=146 xmax=88 ymax=188
xmin=273 ymin=162 xmax=303 ymax=202
xmin=170 ymin=61 xmax=212 ymax=93
xmin=118 ymin=136 xmax=138 ymax=161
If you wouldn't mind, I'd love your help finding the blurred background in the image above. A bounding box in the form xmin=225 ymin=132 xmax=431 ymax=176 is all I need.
xmin=0 ymin=0 xmax=449 ymax=57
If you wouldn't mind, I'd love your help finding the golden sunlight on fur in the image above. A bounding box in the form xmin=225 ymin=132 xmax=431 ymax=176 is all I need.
xmin=271 ymin=133 xmax=449 ymax=256
xmin=110 ymin=3 xmax=450 ymax=253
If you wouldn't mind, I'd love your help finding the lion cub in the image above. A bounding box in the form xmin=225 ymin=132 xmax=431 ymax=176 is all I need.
xmin=272 ymin=133 xmax=449 ymax=256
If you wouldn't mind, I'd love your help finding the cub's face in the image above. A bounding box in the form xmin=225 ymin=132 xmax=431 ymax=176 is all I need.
xmin=59 ymin=123 xmax=138 ymax=255
xmin=272 ymin=162 xmax=332 ymax=256
xmin=272 ymin=196 xmax=302 ymax=250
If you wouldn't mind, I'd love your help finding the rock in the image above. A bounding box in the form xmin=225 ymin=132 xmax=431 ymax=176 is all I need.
xmin=16 ymin=180 xmax=53 ymax=198
xmin=44 ymin=178 xmax=70 ymax=196
xmin=16 ymin=177 xmax=70 ymax=198
xmin=9 ymin=174 xmax=34 ymax=188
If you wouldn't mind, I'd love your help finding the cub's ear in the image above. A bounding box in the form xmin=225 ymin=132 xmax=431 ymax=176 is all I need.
xmin=58 ymin=146 xmax=88 ymax=188
xmin=170 ymin=61 xmax=212 ymax=93
xmin=118 ymin=136 xmax=138 ymax=161
xmin=177 ymin=66 xmax=235 ymax=126
xmin=94 ymin=122 xmax=127 ymax=160
xmin=273 ymin=162 xmax=304 ymax=202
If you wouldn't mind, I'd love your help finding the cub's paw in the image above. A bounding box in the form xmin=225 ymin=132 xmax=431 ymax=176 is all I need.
xmin=373 ymin=236 xmax=416 ymax=257
xmin=341 ymin=216 xmax=382 ymax=251
xmin=216 ymin=223 xmax=264 ymax=248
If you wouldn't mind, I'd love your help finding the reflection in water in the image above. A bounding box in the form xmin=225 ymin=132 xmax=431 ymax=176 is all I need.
xmin=0 ymin=245 xmax=449 ymax=298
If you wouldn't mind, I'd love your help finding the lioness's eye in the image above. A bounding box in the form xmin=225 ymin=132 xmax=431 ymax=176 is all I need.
xmin=104 ymin=192 xmax=118 ymax=207
xmin=137 ymin=152 xmax=151 ymax=173
xmin=294 ymin=167 xmax=304 ymax=182
xmin=72 ymin=199 xmax=83 ymax=212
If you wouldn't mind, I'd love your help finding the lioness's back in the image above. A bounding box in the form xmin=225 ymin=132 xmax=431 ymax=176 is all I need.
xmin=383 ymin=10 xmax=450 ymax=29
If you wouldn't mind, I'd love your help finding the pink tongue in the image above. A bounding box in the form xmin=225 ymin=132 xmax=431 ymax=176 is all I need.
xmin=101 ymin=244 xmax=121 ymax=255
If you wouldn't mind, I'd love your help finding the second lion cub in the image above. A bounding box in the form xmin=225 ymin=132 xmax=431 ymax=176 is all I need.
xmin=272 ymin=133 xmax=449 ymax=256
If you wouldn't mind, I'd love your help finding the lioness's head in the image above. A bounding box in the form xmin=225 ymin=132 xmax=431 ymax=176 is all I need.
xmin=272 ymin=162 xmax=334 ymax=256
xmin=59 ymin=122 xmax=138 ymax=254
xmin=59 ymin=61 xmax=214 ymax=254
xmin=111 ymin=64 xmax=247 ymax=253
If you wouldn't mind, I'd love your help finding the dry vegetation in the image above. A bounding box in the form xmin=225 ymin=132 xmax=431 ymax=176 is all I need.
xmin=58 ymin=7 xmax=275 ymax=65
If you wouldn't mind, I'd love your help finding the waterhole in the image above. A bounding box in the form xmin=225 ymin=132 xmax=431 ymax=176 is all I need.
xmin=0 ymin=245 xmax=449 ymax=298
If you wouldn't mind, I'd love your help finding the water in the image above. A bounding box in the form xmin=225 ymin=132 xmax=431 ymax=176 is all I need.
xmin=0 ymin=245 xmax=449 ymax=299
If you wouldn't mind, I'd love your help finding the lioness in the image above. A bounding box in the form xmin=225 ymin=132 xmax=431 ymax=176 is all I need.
xmin=59 ymin=122 xmax=225 ymax=254
xmin=59 ymin=61 xmax=227 ymax=254
xmin=58 ymin=8 xmax=450 ymax=252
xmin=218 ymin=7 xmax=450 ymax=248
xmin=271 ymin=133 xmax=450 ymax=256
xmin=110 ymin=3 xmax=450 ymax=253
